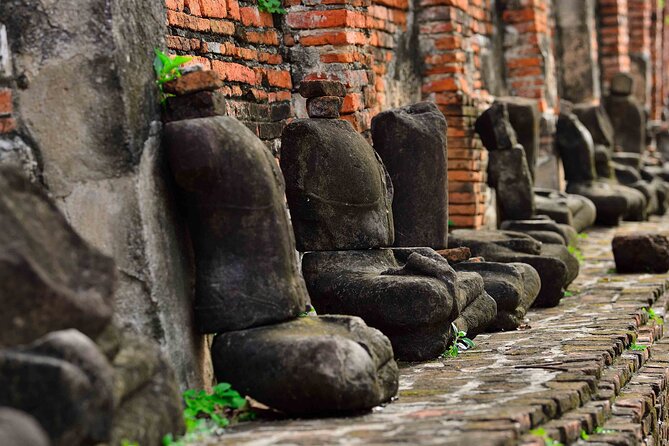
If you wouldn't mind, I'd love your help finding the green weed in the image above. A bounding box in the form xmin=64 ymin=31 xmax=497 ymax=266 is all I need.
xmin=630 ymin=343 xmax=647 ymax=351
xmin=163 ymin=383 xmax=255 ymax=445
xmin=642 ymin=307 xmax=664 ymax=325
xmin=122 ymin=441 xmax=140 ymax=446
xmin=594 ymin=426 xmax=616 ymax=434
xmin=258 ymin=0 xmax=286 ymax=14
xmin=563 ymin=290 xmax=574 ymax=297
xmin=567 ymin=244 xmax=585 ymax=264
xmin=580 ymin=429 xmax=589 ymax=440
xmin=529 ymin=427 xmax=563 ymax=446
xmin=442 ymin=323 xmax=475 ymax=358
xmin=153 ymin=49 xmax=192 ymax=105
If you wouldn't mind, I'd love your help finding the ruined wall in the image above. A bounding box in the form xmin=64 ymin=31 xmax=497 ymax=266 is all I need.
xmin=650 ymin=0 xmax=664 ymax=119
xmin=628 ymin=0 xmax=652 ymax=108
xmin=499 ymin=0 xmax=560 ymax=190
xmin=597 ymin=0 xmax=631 ymax=90
xmin=0 ymin=0 xmax=210 ymax=390
xmin=417 ymin=0 xmax=494 ymax=229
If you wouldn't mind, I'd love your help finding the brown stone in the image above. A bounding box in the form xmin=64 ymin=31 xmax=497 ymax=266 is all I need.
xmin=299 ymin=80 xmax=347 ymax=98
xmin=306 ymin=96 xmax=342 ymax=118
xmin=436 ymin=247 xmax=472 ymax=263
xmin=612 ymin=233 xmax=669 ymax=273
xmin=162 ymin=70 xmax=224 ymax=96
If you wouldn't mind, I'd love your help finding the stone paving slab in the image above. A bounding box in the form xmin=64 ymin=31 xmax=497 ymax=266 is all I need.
xmin=202 ymin=216 xmax=669 ymax=446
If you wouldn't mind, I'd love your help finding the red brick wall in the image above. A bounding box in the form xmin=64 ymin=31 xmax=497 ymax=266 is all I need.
xmin=499 ymin=0 xmax=556 ymax=113
xmin=166 ymin=0 xmax=292 ymax=153
xmin=627 ymin=0 xmax=651 ymax=107
xmin=283 ymin=0 xmax=414 ymax=135
xmin=0 ymin=87 xmax=13 ymax=134
xmin=418 ymin=0 xmax=493 ymax=229
xmin=650 ymin=0 xmax=664 ymax=119
xmin=597 ymin=0 xmax=631 ymax=88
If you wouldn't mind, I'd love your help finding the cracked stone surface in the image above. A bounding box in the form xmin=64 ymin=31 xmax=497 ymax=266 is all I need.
xmin=199 ymin=214 xmax=669 ymax=445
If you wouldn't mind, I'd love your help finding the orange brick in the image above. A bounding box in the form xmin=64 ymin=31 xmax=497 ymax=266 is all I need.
xmin=185 ymin=0 xmax=201 ymax=15
xmin=0 ymin=90 xmax=11 ymax=115
xmin=266 ymin=70 xmax=292 ymax=88
xmin=0 ymin=118 xmax=16 ymax=134
xmin=240 ymin=7 xmax=274 ymax=26
xmin=245 ymin=30 xmax=279 ymax=45
xmin=210 ymin=19 xmax=235 ymax=34
xmin=199 ymin=0 xmax=227 ymax=18
xmin=287 ymin=10 xmax=366 ymax=29
xmin=448 ymin=214 xmax=484 ymax=228
xmin=166 ymin=0 xmax=185 ymax=11
xmin=227 ymin=0 xmax=240 ymax=20
xmin=167 ymin=10 xmax=211 ymax=31
xmin=211 ymin=60 xmax=258 ymax=84
xmin=341 ymin=93 xmax=363 ymax=113
xmin=300 ymin=31 xmax=367 ymax=46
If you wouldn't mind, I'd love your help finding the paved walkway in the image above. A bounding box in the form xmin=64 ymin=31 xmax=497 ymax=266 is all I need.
xmin=205 ymin=216 xmax=669 ymax=446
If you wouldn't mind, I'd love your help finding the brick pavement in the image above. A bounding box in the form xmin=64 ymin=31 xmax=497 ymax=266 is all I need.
xmin=203 ymin=216 xmax=669 ymax=445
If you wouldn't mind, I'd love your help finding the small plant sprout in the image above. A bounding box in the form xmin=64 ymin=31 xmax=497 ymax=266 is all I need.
xmin=577 ymin=232 xmax=588 ymax=240
xmin=162 ymin=382 xmax=255 ymax=445
xmin=153 ymin=49 xmax=193 ymax=105
xmin=580 ymin=429 xmax=589 ymax=440
xmin=567 ymin=243 xmax=585 ymax=265
xmin=121 ymin=441 xmax=140 ymax=446
xmin=529 ymin=427 xmax=563 ymax=446
xmin=258 ymin=0 xmax=286 ymax=14
xmin=594 ymin=426 xmax=616 ymax=434
xmin=563 ymin=290 xmax=574 ymax=297
xmin=630 ymin=343 xmax=647 ymax=351
xmin=442 ymin=323 xmax=475 ymax=358
xmin=642 ymin=307 xmax=664 ymax=325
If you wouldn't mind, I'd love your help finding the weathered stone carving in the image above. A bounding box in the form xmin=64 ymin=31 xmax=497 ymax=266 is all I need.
xmin=282 ymin=98 xmax=496 ymax=358
xmin=604 ymin=72 xmax=646 ymax=154
xmin=371 ymin=102 xmax=449 ymax=249
xmin=556 ymin=108 xmax=648 ymax=225
xmin=371 ymin=102 xmax=538 ymax=331
xmin=492 ymin=97 xmax=596 ymax=232
xmin=165 ymin=115 xmax=399 ymax=414
xmin=574 ymin=102 xmax=668 ymax=217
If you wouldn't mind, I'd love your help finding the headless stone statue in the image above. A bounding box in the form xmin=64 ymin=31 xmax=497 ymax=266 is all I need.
xmin=556 ymin=107 xmax=648 ymax=225
xmin=165 ymin=116 xmax=398 ymax=414
xmin=575 ymin=102 xmax=666 ymax=216
xmin=281 ymin=91 xmax=496 ymax=360
xmin=604 ymin=73 xmax=645 ymax=154
xmin=496 ymin=97 xmax=596 ymax=232
xmin=371 ymin=102 xmax=539 ymax=330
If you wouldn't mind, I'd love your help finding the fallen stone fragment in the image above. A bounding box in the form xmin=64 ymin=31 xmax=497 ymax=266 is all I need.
xmin=299 ymin=80 xmax=347 ymax=98
xmin=0 ymin=408 xmax=50 ymax=446
xmin=212 ymin=315 xmax=398 ymax=415
xmin=306 ymin=96 xmax=343 ymax=118
xmin=612 ymin=233 xmax=669 ymax=273
xmin=162 ymin=70 xmax=224 ymax=96
xmin=436 ymin=247 xmax=472 ymax=263
xmin=0 ymin=166 xmax=115 ymax=347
